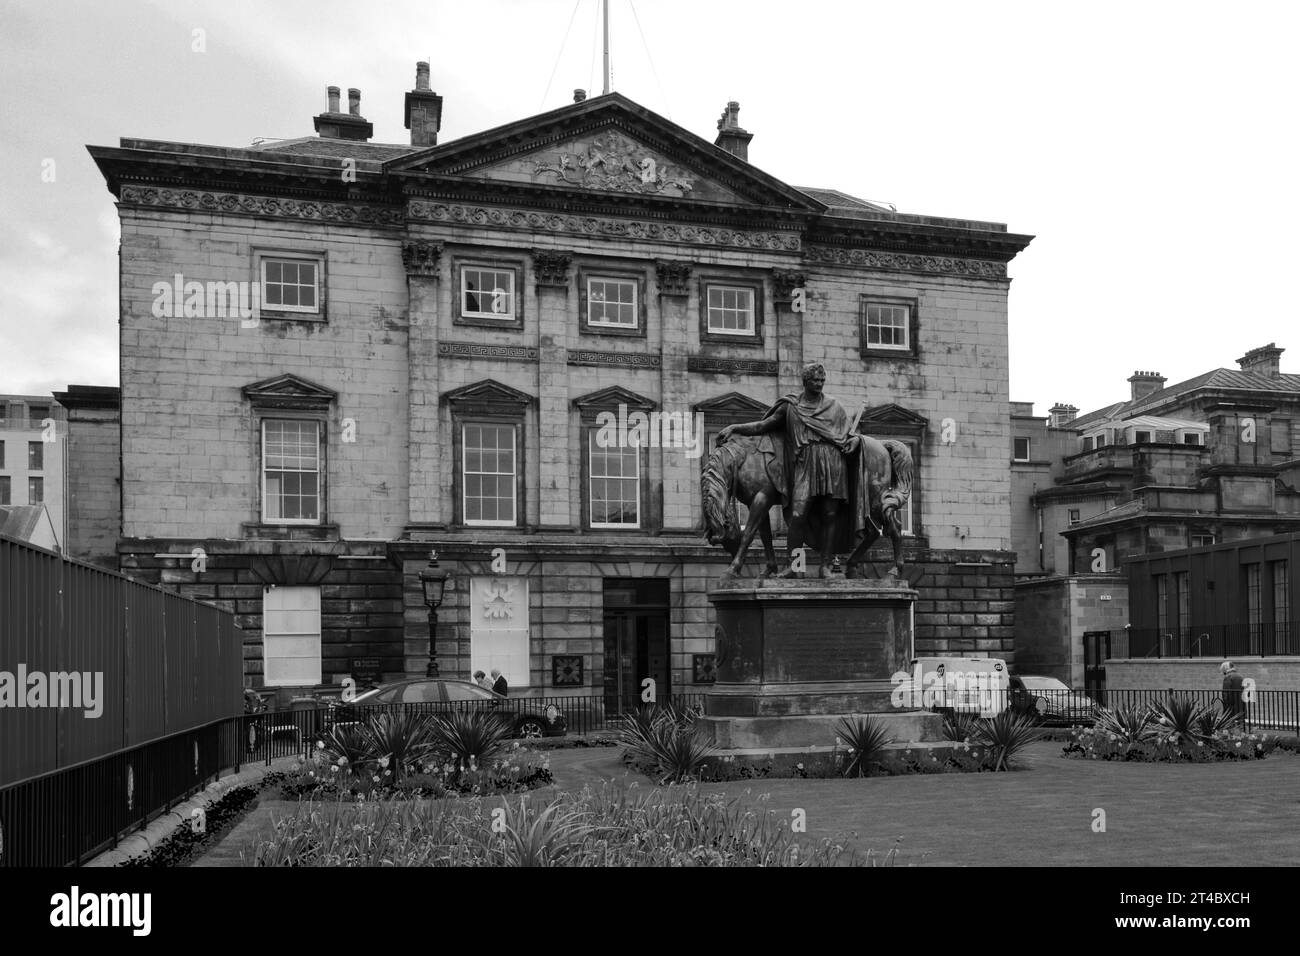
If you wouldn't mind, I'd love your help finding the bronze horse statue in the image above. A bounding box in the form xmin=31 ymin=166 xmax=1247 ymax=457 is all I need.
xmin=701 ymin=433 xmax=913 ymax=579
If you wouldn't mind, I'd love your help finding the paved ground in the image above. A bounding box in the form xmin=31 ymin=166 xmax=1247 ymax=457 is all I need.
xmin=192 ymin=743 xmax=1300 ymax=866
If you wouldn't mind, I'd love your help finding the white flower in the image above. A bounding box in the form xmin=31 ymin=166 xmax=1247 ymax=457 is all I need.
xmin=316 ymin=740 xmax=325 ymax=750
xmin=378 ymin=756 xmax=390 ymax=769
xmin=796 ymin=763 xmax=804 ymax=770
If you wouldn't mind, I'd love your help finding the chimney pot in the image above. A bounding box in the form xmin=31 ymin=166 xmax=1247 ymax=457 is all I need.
xmin=327 ymin=86 xmax=341 ymax=113
xmin=1237 ymin=342 xmax=1284 ymax=378
xmin=714 ymin=100 xmax=753 ymax=162
xmin=405 ymin=62 xmax=444 ymax=147
xmin=348 ymin=88 xmax=361 ymax=116
xmin=574 ymin=88 xmax=587 ymax=103
xmin=1127 ymin=370 xmax=1166 ymax=403
xmin=315 ymin=85 xmax=372 ymax=141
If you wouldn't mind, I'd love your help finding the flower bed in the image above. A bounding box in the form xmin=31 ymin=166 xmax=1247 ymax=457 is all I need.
xmin=1063 ymin=727 xmax=1275 ymax=762
xmin=1062 ymin=698 xmax=1280 ymax=762
xmin=250 ymin=781 xmax=890 ymax=867
xmin=279 ymin=739 xmax=552 ymax=800
xmin=118 ymin=784 xmax=261 ymax=867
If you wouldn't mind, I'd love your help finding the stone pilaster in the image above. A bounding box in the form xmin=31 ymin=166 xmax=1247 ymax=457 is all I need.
xmin=404 ymin=240 xmax=443 ymax=524
xmin=657 ymin=259 xmax=695 ymax=530
xmin=534 ymin=250 xmax=574 ymax=529
xmin=773 ymin=268 xmax=806 ymax=396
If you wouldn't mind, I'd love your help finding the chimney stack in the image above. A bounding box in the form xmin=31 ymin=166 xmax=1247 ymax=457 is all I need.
xmin=1048 ymin=404 xmax=1079 ymax=428
xmin=314 ymin=84 xmax=373 ymax=141
xmin=405 ymin=60 xmax=444 ymax=147
xmin=573 ymin=88 xmax=587 ymax=103
xmin=714 ymin=101 xmax=753 ymax=162
xmin=1127 ymin=370 xmax=1166 ymax=403
xmin=1237 ymin=342 xmax=1284 ymax=378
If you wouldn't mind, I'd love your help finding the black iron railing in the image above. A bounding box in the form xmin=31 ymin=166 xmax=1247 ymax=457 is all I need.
xmin=1114 ymin=622 xmax=1300 ymax=659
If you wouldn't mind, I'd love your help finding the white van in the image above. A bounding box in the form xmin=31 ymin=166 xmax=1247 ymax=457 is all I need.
xmin=906 ymin=656 xmax=1009 ymax=718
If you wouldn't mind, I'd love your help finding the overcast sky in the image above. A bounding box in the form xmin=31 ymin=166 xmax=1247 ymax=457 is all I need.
xmin=1 ymin=0 xmax=1295 ymax=418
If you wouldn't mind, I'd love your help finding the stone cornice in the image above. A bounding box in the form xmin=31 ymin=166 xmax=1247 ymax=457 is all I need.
xmin=803 ymin=244 xmax=1007 ymax=279
xmin=408 ymin=201 xmax=801 ymax=252
xmin=401 ymin=240 xmax=442 ymax=276
xmin=119 ymin=185 xmax=404 ymax=227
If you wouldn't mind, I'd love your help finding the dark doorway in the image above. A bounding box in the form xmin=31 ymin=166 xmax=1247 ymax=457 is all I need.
xmin=602 ymin=579 xmax=671 ymax=715
xmin=1083 ymin=629 xmax=1110 ymax=702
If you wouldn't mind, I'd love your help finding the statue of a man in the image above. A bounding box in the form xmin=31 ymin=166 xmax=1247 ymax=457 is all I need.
xmin=717 ymin=362 xmax=861 ymax=578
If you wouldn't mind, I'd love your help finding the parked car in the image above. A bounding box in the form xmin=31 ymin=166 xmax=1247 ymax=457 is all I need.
xmin=1008 ymin=675 xmax=1097 ymax=725
xmin=325 ymin=678 xmax=567 ymax=739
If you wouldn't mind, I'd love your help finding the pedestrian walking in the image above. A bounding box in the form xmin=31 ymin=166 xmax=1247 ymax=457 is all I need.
xmin=491 ymin=668 xmax=509 ymax=697
xmin=473 ymin=669 xmax=492 ymax=691
xmin=1221 ymin=661 xmax=1246 ymax=727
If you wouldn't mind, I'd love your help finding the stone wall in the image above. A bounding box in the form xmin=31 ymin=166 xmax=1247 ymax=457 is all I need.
xmin=1105 ymin=657 xmax=1300 ymax=693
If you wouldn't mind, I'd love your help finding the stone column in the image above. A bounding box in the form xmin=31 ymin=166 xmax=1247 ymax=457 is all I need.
xmin=404 ymin=240 xmax=443 ymax=526
xmin=534 ymin=250 xmax=574 ymax=529
xmin=657 ymin=260 xmax=694 ymax=531
xmin=772 ymin=268 xmax=806 ymax=397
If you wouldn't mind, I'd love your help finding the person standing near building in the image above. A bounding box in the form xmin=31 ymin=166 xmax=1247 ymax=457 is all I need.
xmin=1221 ymin=661 xmax=1246 ymax=727
xmin=491 ymin=668 xmax=508 ymax=697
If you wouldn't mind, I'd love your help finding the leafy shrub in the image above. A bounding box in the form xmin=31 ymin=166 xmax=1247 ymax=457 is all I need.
xmin=973 ymin=710 xmax=1042 ymax=770
xmin=119 ymin=784 xmax=260 ymax=867
xmin=252 ymin=782 xmax=876 ymax=867
xmin=836 ymin=715 xmax=894 ymax=778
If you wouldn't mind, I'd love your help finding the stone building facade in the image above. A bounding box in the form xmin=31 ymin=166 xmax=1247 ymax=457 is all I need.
xmin=1013 ymin=344 xmax=1300 ymax=685
xmin=89 ymin=66 xmax=1032 ymax=703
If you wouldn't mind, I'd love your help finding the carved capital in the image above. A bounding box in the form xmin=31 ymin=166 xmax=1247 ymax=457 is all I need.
xmin=532 ymin=249 xmax=573 ymax=288
xmin=655 ymin=259 xmax=693 ymax=297
xmin=401 ymin=240 xmax=442 ymax=277
xmin=771 ymin=269 xmax=806 ymax=301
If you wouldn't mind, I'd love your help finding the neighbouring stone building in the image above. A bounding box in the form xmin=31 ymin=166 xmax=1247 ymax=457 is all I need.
xmin=0 ymin=393 xmax=66 ymax=550
xmin=1012 ymin=344 xmax=1300 ymax=686
xmin=89 ymin=65 xmax=1032 ymax=704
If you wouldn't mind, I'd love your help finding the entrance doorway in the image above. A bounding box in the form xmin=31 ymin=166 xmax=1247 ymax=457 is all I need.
xmin=1083 ymin=629 xmax=1111 ymax=702
xmin=602 ymin=579 xmax=670 ymax=715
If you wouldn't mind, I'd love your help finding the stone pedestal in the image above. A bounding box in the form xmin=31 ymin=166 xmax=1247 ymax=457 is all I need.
xmin=699 ymin=578 xmax=942 ymax=749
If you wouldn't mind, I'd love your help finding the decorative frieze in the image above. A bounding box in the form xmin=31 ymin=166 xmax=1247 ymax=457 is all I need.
xmin=655 ymin=260 xmax=693 ymax=297
xmin=439 ymin=342 xmax=539 ymax=362
xmin=401 ymin=240 xmax=442 ymax=276
xmin=532 ymin=249 xmax=573 ymax=288
xmin=566 ymin=349 xmax=662 ymax=369
xmin=804 ymin=245 xmax=1006 ymax=279
xmin=118 ymin=185 xmax=404 ymax=225
xmin=408 ymin=201 xmax=800 ymax=252
xmin=687 ymin=356 xmax=780 ymax=377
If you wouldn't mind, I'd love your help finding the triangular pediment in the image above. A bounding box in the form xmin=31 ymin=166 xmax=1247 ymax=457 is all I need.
xmin=572 ymin=384 xmax=657 ymax=412
xmin=388 ymin=94 xmax=821 ymax=211
xmin=441 ymin=378 xmax=536 ymax=408
xmin=858 ymin=403 xmax=929 ymax=432
xmin=693 ymin=391 xmax=770 ymax=415
xmin=241 ymin=373 xmax=336 ymax=409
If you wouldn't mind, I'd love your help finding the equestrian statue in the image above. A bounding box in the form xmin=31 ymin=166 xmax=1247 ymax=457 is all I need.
xmin=701 ymin=362 xmax=913 ymax=580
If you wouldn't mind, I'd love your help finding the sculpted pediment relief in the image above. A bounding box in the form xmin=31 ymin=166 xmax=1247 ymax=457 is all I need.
xmin=459 ymin=130 xmax=744 ymax=203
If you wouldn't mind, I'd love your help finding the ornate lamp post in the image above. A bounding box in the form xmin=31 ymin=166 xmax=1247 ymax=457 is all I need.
xmin=419 ymin=551 xmax=450 ymax=678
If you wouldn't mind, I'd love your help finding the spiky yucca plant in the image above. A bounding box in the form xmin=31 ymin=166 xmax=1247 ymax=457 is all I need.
xmin=1193 ymin=703 xmax=1240 ymax=741
xmin=359 ymin=711 xmax=437 ymax=783
xmin=1093 ymin=704 xmax=1157 ymax=744
xmin=941 ymin=710 xmax=982 ymax=744
xmin=619 ymin=710 xmax=715 ymax=784
xmin=429 ymin=708 xmax=514 ymax=773
xmin=836 ymin=715 xmax=894 ymax=777
xmin=321 ymin=722 xmax=374 ymax=776
xmin=974 ymin=710 xmax=1042 ymax=770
